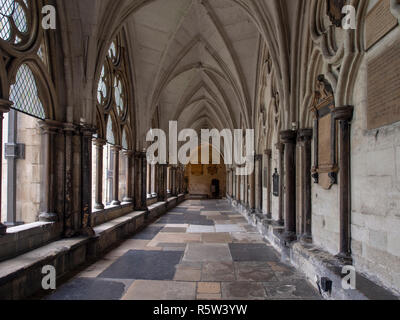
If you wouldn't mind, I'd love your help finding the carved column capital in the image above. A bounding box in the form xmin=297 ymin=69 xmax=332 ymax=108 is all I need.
xmin=275 ymin=142 xmax=285 ymax=153
xmin=39 ymin=119 xmax=64 ymax=135
xmin=332 ymin=106 xmax=354 ymax=122
xmin=93 ymin=137 xmax=106 ymax=147
xmin=280 ymin=130 xmax=297 ymax=144
xmin=298 ymin=129 xmax=313 ymax=143
xmin=122 ymin=149 xmax=134 ymax=157
xmin=265 ymin=149 xmax=272 ymax=158
xmin=0 ymin=99 xmax=12 ymax=114
xmin=255 ymin=154 xmax=263 ymax=161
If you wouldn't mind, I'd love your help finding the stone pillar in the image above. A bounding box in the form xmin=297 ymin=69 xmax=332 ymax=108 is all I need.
xmin=265 ymin=150 xmax=272 ymax=219
xmin=280 ymin=130 xmax=297 ymax=242
xmin=276 ymin=143 xmax=285 ymax=226
xmin=249 ymin=162 xmax=256 ymax=213
xmin=134 ymin=152 xmax=147 ymax=210
xmin=298 ymin=129 xmax=313 ymax=242
xmin=159 ymin=164 xmax=168 ymax=201
xmin=231 ymin=169 xmax=235 ymax=198
xmin=38 ymin=120 xmax=63 ymax=223
xmin=333 ymin=106 xmax=354 ymax=263
xmin=63 ymin=123 xmax=77 ymax=237
xmin=255 ymin=155 xmax=263 ymax=212
xmin=171 ymin=167 xmax=177 ymax=196
xmin=236 ymin=173 xmax=241 ymax=204
xmin=93 ymin=138 xmax=106 ymax=210
xmin=80 ymin=125 xmax=95 ymax=236
xmin=111 ymin=145 xmax=121 ymax=206
xmin=0 ymin=100 xmax=11 ymax=235
xmin=123 ymin=150 xmax=134 ymax=203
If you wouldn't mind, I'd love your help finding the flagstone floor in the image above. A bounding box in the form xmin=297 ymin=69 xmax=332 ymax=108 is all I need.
xmin=45 ymin=200 xmax=320 ymax=300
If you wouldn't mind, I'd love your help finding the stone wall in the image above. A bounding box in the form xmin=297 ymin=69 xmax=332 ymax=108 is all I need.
xmin=186 ymin=164 xmax=226 ymax=198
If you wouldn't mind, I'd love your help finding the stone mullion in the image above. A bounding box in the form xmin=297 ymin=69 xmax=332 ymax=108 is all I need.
xmin=123 ymin=150 xmax=134 ymax=203
xmin=333 ymin=106 xmax=354 ymax=263
xmin=280 ymin=130 xmax=298 ymax=242
xmin=0 ymin=100 xmax=11 ymax=235
xmin=93 ymin=138 xmax=106 ymax=210
xmin=111 ymin=145 xmax=121 ymax=206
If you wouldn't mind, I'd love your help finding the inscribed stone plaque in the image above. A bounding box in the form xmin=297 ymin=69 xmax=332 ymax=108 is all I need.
xmin=366 ymin=0 xmax=398 ymax=50
xmin=367 ymin=40 xmax=400 ymax=130
xmin=318 ymin=114 xmax=332 ymax=166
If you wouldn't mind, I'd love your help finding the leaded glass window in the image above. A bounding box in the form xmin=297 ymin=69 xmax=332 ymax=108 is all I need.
xmin=106 ymin=116 xmax=115 ymax=145
xmin=0 ymin=0 xmax=31 ymax=45
xmin=122 ymin=129 xmax=128 ymax=150
xmin=114 ymin=74 xmax=125 ymax=117
xmin=10 ymin=64 xmax=46 ymax=119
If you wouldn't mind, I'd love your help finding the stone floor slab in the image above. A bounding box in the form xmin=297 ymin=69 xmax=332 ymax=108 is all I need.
xmin=187 ymin=225 xmax=215 ymax=233
xmin=229 ymin=243 xmax=280 ymax=262
xmin=98 ymin=250 xmax=183 ymax=280
xmin=201 ymin=262 xmax=236 ymax=282
xmin=122 ymin=280 xmax=196 ymax=300
xmin=215 ymin=224 xmax=245 ymax=233
xmin=183 ymin=244 xmax=232 ymax=262
xmin=222 ymin=282 xmax=267 ymax=300
xmin=46 ymin=278 xmax=132 ymax=300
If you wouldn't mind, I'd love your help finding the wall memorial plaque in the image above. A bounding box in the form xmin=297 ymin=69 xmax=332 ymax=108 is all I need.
xmin=366 ymin=0 xmax=398 ymax=50
xmin=367 ymin=39 xmax=400 ymax=130
xmin=310 ymin=75 xmax=338 ymax=190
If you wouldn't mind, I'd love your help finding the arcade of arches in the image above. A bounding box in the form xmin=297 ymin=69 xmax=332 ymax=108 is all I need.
xmin=0 ymin=0 xmax=400 ymax=300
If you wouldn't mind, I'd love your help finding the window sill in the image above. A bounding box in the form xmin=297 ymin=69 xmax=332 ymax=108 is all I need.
xmin=92 ymin=203 xmax=134 ymax=227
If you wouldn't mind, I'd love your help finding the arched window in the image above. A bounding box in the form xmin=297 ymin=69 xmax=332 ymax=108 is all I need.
xmin=92 ymin=32 xmax=134 ymax=210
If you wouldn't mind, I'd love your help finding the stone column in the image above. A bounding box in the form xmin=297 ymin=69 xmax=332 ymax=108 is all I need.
xmin=276 ymin=143 xmax=285 ymax=226
xmin=63 ymin=123 xmax=77 ymax=237
xmin=298 ymin=129 xmax=313 ymax=242
xmin=265 ymin=150 xmax=272 ymax=219
xmin=280 ymin=130 xmax=297 ymax=242
xmin=80 ymin=125 xmax=96 ymax=236
xmin=171 ymin=167 xmax=177 ymax=196
xmin=93 ymin=138 xmax=106 ymax=210
xmin=255 ymin=155 xmax=263 ymax=212
xmin=123 ymin=150 xmax=134 ymax=203
xmin=111 ymin=145 xmax=121 ymax=206
xmin=249 ymin=161 xmax=256 ymax=213
xmin=159 ymin=164 xmax=168 ymax=201
xmin=134 ymin=152 xmax=147 ymax=210
xmin=333 ymin=106 xmax=354 ymax=263
xmin=231 ymin=169 xmax=235 ymax=198
xmin=0 ymin=100 xmax=11 ymax=235
xmin=236 ymin=173 xmax=241 ymax=204
xmin=38 ymin=120 xmax=63 ymax=223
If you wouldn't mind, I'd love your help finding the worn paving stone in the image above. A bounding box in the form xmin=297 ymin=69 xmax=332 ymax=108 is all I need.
xmin=149 ymin=233 xmax=202 ymax=246
xmin=174 ymin=268 xmax=202 ymax=281
xmin=201 ymin=233 xmax=232 ymax=243
xmin=264 ymin=279 xmax=320 ymax=300
xmin=229 ymin=243 xmax=280 ymax=262
xmin=184 ymin=243 xmax=232 ymax=262
xmin=122 ymin=280 xmax=197 ymax=300
xmin=161 ymin=227 xmax=187 ymax=233
xmin=231 ymin=233 xmax=265 ymax=244
xmin=197 ymin=294 xmax=222 ymax=300
xmin=197 ymin=282 xmax=221 ymax=294
xmin=222 ymin=282 xmax=267 ymax=300
xmin=235 ymin=262 xmax=277 ymax=282
xmin=46 ymin=278 xmax=132 ymax=300
xmin=131 ymin=226 xmax=164 ymax=240
xmin=187 ymin=225 xmax=215 ymax=233
xmin=215 ymin=224 xmax=245 ymax=233
xmin=98 ymin=250 xmax=183 ymax=280
xmin=201 ymin=262 xmax=236 ymax=282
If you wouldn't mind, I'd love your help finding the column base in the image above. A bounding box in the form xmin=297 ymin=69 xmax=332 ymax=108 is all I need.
xmin=0 ymin=223 xmax=7 ymax=235
xmin=80 ymin=226 xmax=95 ymax=237
xmin=335 ymin=252 xmax=353 ymax=265
xmin=299 ymin=234 xmax=313 ymax=244
xmin=4 ymin=221 xmax=24 ymax=227
xmin=111 ymin=200 xmax=121 ymax=206
xmin=39 ymin=212 xmax=58 ymax=222
xmin=122 ymin=198 xmax=134 ymax=204
xmin=94 ymin=203 xmax=105 ymax=210
xmin=280 ymin=231 xmax=298 ymax=243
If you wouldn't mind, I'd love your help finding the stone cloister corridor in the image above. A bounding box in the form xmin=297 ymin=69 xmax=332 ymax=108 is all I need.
xmin=44 ymin=200 xmax=320 ymax=300
xmin=0 ymin=0 xmax=400 ymax=303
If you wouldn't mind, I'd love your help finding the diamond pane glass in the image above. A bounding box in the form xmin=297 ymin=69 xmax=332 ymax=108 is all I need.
xmin=97 ymin=65 xmax=107 ymax=104
xmin=0 ymin=14 xmax=11 ymax=40
xmin=12 ymin=1 xmax=26 ymax=33
xmin=106 ymin=116 xmax=115 ymax=145
xmin=122 ymin=130 xmax=128 ymax=150
xmin=10 ymin=64 xmax=46 ymax=119
xmin=114 ymin=76 xmax=125 ymax=116
xmin=0 ymin=0 xmax=14 ymax=17
xmin=108 ymin=42 xmax=116 ymax=60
